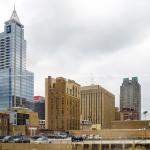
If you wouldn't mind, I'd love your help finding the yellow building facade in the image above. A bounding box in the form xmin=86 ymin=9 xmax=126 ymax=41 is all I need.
xmin=45 ymin=76 xmax=80 ymax=130
xmin=80 ymin=85 xmax=115 ymax=129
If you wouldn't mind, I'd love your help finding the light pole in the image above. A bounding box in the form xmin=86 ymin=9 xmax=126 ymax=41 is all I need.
xmin=143 ymin=111 xmax=148 ymax=145
xmin=143 ymin=111 xmax=148 ymax=120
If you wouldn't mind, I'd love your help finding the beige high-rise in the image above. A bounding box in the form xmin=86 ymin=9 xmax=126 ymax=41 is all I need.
xmin=80 ymin=85 xmax=115 ymax=129
xmin=45 ymin=76 xmax=80 ymax=130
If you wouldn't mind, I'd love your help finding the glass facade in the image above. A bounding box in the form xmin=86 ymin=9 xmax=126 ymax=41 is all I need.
xmin=0 ymin=9 xmax=34 ymax=111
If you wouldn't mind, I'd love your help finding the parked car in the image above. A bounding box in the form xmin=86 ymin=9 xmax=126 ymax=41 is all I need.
xmin=31 ymin=135 xmax=41 ymax=140
xmin=82 ymin=134 xmax=88 ymax=140
xmin=71 ymin=136 xmax=83 ymax=142
xmin=30 ymin=135 xmax=42 ymax=144
xmin=46 ymin=134 xmax=56 ymax=139
xmin=34 ymin=137 xmax=51 ymax=144
xmin=13 ymin=136 xmax=30 ymax=143
xmin=0 ymin=136 xmax=5 ymax=143
xmin=55 ymin=133 xmax=68 ymax=139
xmin=87 ymin=134 xmax=94 ymax=140
xmin=2 ymin=136 xmax=18 ymax=143
xmin=94 ymin=135 xmax=102 ymax=140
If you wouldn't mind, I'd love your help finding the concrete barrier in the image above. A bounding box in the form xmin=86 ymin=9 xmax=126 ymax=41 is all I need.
xmin=0 ymin=143 xmax=147 ymax=150
xmin=1 ymin=144 xmax=72 ymax=150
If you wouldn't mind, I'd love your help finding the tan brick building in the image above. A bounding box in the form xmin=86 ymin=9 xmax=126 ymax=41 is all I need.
xmin=45 ymin=76 xmax=80 ymax=130
xmin=8 ymin=109 xmax=39 ymax=136
xmin=0 ymin=113 xmax=9 ymax=135
xmin=120 ymin=108 xmax=138 ymax=121
xmin=114 ymin=107 xmax=139 ymax=121
xmin=114 ymin=107 xmax=124 ymax=121
xmin=27 ymin=112 xmax=39 ymax=127
xmin=111 ymin=120 xmax=150 ymax=129
xmin=80 ymin=85 xmax=115 ymax=129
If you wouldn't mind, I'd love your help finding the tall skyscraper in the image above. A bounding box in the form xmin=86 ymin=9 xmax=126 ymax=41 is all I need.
xmin=80 ymin=85 xmax=115 ymax=129
xmin=120 ymin=77 xmax=141 ymax=120
xmin=0 ymin=8 xmax=34 ymax=111
xmin=45 ymin=76 xmax=80 ymax=130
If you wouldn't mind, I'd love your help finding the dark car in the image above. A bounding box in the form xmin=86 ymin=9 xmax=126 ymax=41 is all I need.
xmin=2 ymin=136 xmax=18 ymax=143
xmin=0 ymin=136 xmax=5 ymax=143
xmin=46 ymin=134 xmax=56 ymax=139
xmin=71 ymin=136 xmax=83 ymax=142
xmin=31 ymin=135 xmax=41 ymax=140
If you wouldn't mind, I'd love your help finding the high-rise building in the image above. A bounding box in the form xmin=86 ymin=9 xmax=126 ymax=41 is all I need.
xmin=120 ymin=77 xmax=141 ymax=120
xmin=80 ymin=85 xmax=115 ymax=129
xmin=45 ymin=76 xmax=80 ymax=131
xmin=0 ymin=8 xmax=34 ymax=111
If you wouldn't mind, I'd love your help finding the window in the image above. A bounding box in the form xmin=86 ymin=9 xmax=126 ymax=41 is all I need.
xmin=6 ymin=25 xmax=11 ymax=33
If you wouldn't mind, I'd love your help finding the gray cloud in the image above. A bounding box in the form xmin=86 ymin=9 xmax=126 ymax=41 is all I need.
xmin=26 ymin=1 xmax=150 ymax=48
xmin=22 ymin=0 xmax=150 ymax=71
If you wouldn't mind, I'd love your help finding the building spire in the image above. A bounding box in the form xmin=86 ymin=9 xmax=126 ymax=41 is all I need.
xmin=10 ymin=4 xmax=21 ymax=23
xmin=14 ymin=3 xmax=15 ymax=11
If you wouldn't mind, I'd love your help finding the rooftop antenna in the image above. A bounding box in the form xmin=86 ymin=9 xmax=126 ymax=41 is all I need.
xmin=91 ymin=73 xmax=94 ymax=85
xmin=14 ymin=3 xmax=16 ymax=11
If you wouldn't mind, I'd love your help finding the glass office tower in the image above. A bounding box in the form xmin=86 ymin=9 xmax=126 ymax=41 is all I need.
xmin=0 ymin=8 xmax=34 ymax=111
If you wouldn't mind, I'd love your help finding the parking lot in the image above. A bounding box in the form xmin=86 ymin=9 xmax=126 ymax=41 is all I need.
xmin=0 ymin=133 xmax=150 ymax=145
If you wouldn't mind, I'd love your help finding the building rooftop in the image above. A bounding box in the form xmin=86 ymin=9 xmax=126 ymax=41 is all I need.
xmin=80 ymin=84 xmax=115 ymax=96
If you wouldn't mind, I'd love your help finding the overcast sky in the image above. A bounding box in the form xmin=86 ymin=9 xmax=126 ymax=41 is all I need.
xmin=0 ymin=0 xmax=150 ymax=118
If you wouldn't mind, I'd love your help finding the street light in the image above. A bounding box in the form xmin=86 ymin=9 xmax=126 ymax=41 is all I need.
xmin=143 ymin=111 xmax=148 ymax=145
xmin=143 ymin=111 xmax=148 ymax=120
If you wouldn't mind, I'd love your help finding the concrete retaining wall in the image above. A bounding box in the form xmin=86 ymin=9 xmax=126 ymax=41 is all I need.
xmin=69 ymin=129 xmax=150 ymax=139
xmin=0 ymin=143 xmax=147 ymax=150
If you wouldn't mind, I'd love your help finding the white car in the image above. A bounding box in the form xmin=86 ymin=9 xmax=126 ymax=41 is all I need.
xmin=94 ymin=135 xmax=102 ymax=140
xmin=88 ymin=134 xmax=94 ymax=140
xmin=34 ymin=137 xmax=51 ymax=144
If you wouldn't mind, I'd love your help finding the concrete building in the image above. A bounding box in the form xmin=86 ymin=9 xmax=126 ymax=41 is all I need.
xmin=34 ymin=96 xmax=45 ymax=129
xmin=8 ymin=110 xmax=39 ymax=136
xmin=80 ymin=85 xmax=115 ymax=129
xmin=0 ymin=8 xmax=34 ymax=111
xmin=120 ymin=77 xmax=141 ymax=120
xmin=9 ymin=111 xmax=29 ymax=125
xmin=45 ymin=76 xmax=80 ymax=131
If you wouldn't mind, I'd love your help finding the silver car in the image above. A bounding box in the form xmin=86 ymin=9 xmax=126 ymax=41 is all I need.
xmin=34 ymin=137 xmax=51 ymax=144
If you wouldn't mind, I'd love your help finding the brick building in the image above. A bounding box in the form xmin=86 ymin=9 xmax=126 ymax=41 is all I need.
xmin=0 ymin=113 xmax=9 ymax=135
xmin=45 ymin=76 xmax=80 ymax=131
xmin=80 ymin=85 xmax=115 ymax=129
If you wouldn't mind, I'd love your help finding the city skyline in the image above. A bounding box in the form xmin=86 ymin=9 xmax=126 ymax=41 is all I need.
xmin=0 ymin=1 xmax=150 ymax=118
